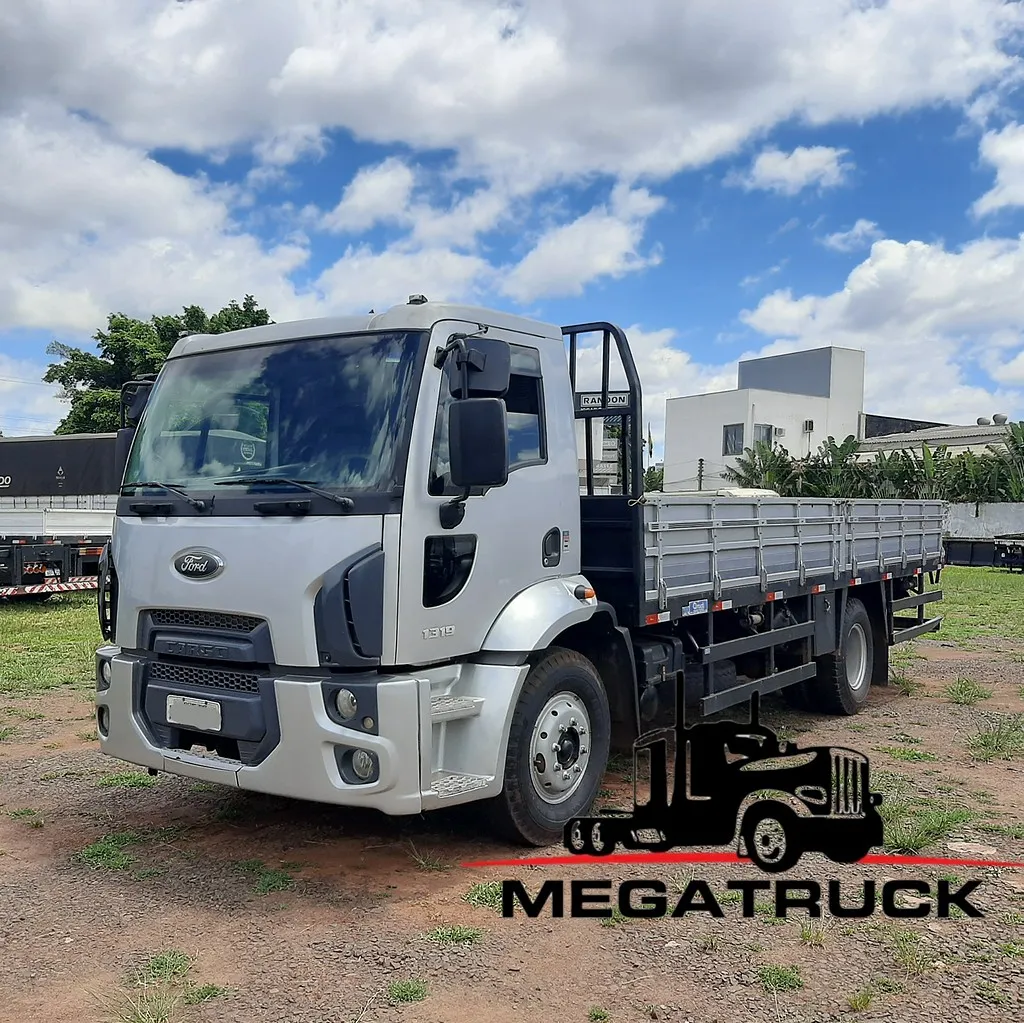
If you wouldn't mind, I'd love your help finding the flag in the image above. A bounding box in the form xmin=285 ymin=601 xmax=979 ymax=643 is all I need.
xmin=647 ymin=422 xmax=654 ymax=460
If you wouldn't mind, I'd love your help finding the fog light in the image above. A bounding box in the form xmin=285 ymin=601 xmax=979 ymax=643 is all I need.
xmin=334 ymin=689 xmax=357 ymax=720
xmin=351 ymin=749 xmax=376 ymax=780
xmin=101 ymin=660 xmax=112 ymax=684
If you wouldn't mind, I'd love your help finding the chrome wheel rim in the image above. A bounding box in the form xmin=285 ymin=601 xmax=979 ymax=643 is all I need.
xmin=530 ymin=691 xmax=592 ymax=804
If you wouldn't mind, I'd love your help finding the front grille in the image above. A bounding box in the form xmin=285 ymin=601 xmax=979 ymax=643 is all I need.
xmin=148 ymin=659 xmax=260 ymax=694
xmin=149 ymin=608 xmax=263 ymax=633
xmin=831 ymin=752 xmax=865 ymax=815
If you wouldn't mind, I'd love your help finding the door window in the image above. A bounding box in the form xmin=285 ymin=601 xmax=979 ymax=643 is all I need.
xmin=427 ymin=343 xmax=547 ymax=496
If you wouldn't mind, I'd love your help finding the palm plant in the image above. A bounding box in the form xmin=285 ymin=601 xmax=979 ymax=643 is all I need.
xmin=721 ymin=440 xmax=796 ymax=493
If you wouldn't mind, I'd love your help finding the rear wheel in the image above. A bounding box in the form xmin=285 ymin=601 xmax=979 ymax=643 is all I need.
xmin=485 ymin=646 xmax=611 ymax=846
xmin=807 ymin=596 xmax=874 ymax=716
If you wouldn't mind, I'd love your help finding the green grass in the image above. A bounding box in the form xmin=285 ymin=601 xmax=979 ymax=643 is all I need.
xmin=967 ymin=713 xmax=1024 ymax=761
xmin=929 ymin=567 xmax=1024 ymax=645
xmin=101 ymin=949 xmax=226 ymax=1022
xmin=2 ymin=706 xmax=45 ymax=721
xmin=757 ymin=965 xmax=802 ymax=994
xmin=233 ymin=859 xmax=295 ymax=894
xmin=130 ymin=951 xmax=195 ymax=986
xmin=878 ymin=746 xmax=937 ymax=763
xmin=182 ymin=984 xmax=226 ymax=1006
xmin=946 ymin=676 xmax=993 ymax=706
xmin=75 ymin=831 xmax=149 ymax=870
xmin=0 ymin=725 xmax=18 ymax=741
xmin=424 ymin=925 xmax=482 ymax=945
xmin=97 ymin=771 xmax=157 ymax=789
xmin=0 ymin=593 xmax=99 ymax=695
xmin=876 ymin=774 xmax=975 ymax=853
xmin=588 ymin=1010 xmax=610 ymax=1022
xmin=848 ymin=988 xmax=873 ymax=1012
xmin=888 ymin=928 xmax=931 ymax=977
xmin=464 ymin=880 xmax=503 ymax=911
xmin=388 ymin=980 xmax=427 ymax=1004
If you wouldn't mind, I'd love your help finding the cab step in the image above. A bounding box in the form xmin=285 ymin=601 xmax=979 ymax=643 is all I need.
xmin=429 ymin=771 xmax=490 ymax=799
xmin=429 ymin=694 xmax=483 ymax=723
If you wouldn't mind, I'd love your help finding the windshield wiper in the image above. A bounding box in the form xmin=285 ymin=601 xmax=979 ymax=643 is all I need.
xmin=121 ymin=481 xmax=207 ymax=511
xmin=213 ymin=477 xmax=355 ymax=510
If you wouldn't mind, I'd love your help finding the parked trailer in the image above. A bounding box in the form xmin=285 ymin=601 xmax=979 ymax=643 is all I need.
xmin=92 ymin=302 xmax=945 ymax=847
xmin=0 ymin=433 xmax=117 ymax=600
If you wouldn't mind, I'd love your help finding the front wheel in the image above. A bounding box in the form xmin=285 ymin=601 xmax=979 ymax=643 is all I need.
xmin=741 ymin=802 xmax=801 ymax=873
xmin=485 ymin=646 xmax=612 ymax=846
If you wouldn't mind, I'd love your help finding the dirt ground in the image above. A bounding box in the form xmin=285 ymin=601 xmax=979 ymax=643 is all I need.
xmin=3 ymin=591 xmax=1024 ymax=1022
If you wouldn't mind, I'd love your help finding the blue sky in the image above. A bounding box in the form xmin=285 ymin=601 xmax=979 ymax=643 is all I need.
xmin=3 ymin=0 xmax=1024 ymax=458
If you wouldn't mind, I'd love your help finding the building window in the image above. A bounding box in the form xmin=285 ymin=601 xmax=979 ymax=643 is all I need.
xmin=428 ymin=343 xmax=546 ymax=496
xmin=722 ymin=423 xmax=744 ymax=456
xmin=753 ymin=423 xmax=773 ymax=447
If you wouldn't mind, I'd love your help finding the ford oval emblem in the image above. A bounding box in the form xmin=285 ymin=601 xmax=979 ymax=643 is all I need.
xmin=173 ymin=550 xmax=224 ymax=580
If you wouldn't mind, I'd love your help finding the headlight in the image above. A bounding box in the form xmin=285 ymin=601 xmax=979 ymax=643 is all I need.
xmin=101 ymin=660 xmax=112 ymax=684
xmin=334 ymin=689 xmax=357 ymax=720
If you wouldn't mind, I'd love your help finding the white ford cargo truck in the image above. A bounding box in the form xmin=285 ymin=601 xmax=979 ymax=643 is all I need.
xmin=93 ymin=298 xmax=945 ymax=846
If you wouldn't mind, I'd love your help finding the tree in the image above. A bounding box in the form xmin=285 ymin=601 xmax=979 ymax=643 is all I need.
xmin=644 ymin=465 xmax=664 ymax=492
xmin=43 ymin=295 xmax=272 ymax=434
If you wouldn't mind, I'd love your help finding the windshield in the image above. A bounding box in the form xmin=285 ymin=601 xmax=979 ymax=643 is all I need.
xmin=124 ymin=330 xmax=426 ymax=491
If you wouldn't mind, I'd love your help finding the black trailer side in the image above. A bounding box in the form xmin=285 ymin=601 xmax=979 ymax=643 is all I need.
xmin=0 ymin=433 xmax=116 ymax=601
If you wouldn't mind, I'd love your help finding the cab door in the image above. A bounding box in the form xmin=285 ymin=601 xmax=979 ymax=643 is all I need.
xmin=393 ymin=319 xmax=576 ymax=666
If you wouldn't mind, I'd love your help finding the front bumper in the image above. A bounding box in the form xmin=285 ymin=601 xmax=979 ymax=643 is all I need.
xmin=93 ymin=647 xmax=425 ymax=815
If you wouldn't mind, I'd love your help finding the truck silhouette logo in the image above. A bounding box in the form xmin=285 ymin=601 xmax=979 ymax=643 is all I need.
xmin=563 ymin=684 xmax=884 ymax=874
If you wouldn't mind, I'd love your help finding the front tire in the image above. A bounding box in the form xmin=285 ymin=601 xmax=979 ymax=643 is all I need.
xmin=485 ymin=646 xmax=611 ymax=846
xmin=741 ymin=802 xmax=801 ymax=873
xmin=807 ymin=596 xmax=874 ymax=716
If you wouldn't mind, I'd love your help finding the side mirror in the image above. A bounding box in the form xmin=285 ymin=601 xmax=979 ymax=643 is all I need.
xmin=447 ymin=338 xmax=511 ymax=399
xmin=121 ymin=377 xmax=155 ymax=428
xmin=449 ymin=398 xmax=508 ymax=488
xmin=114 ymin=428 xmax=135 ymax=485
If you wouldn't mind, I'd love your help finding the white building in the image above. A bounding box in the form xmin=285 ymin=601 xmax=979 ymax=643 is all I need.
xmin=663 ymin=346 xmax=866 ymax=491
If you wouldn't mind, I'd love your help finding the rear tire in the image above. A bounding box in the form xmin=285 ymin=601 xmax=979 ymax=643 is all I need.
xmin=484 ymin=646 xmax=611 ymax=847
xmin=807 ymin=596 xmax=874 ymax=716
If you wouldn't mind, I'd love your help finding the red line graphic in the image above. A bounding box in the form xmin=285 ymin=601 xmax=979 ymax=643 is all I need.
xmin=460 ymin=852 xmax=1024 ymax=870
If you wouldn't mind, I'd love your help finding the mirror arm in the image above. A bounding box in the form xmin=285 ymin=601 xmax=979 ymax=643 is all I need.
xmin=433 ymin=328 xmax=489 ymax=530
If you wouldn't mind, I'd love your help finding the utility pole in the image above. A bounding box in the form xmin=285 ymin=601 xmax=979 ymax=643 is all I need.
xmin=697 ymin=458 xmax=704 ymax=491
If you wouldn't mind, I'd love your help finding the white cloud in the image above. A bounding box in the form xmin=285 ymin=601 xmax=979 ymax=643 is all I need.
xmin=740 ymin=261 xmax=787 ymax=288
xmin=312 ymin=244 xmax=493 ymax=314
xmin=739 ymin=235 xmax=1024 ymax=423
xmin=1 ymin=0 xmax=1024 ymax=439
xmin=730 ymin=146 xmax=852 ymax=196
xmin=500 ymin=184 xmax=665 ymax=302
xmin=0 ymin=353 xmax=66 ymax=436
xmin=973 ymin=121 xmax=1024 ymax=215
xmin=2 ymin=0 xmax=1021 ymax=184
xmin=321 ymin=157 xmax=417 ymax=233
xmin=820 ymin=218 xmax=885 ymax=252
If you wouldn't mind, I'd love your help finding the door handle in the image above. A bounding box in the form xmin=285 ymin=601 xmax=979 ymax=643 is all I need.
xmin=542 ymin=527 xmax=561 ymax=568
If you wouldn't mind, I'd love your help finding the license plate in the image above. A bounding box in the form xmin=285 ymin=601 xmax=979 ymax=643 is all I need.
xmin=166 ymin=694 xmax=222 ymax=733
